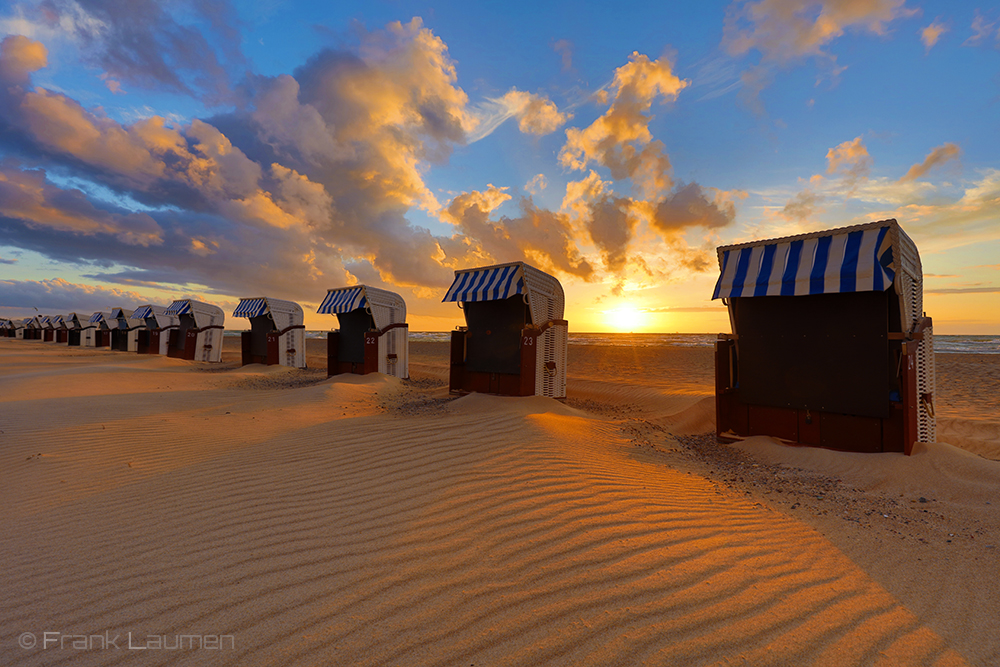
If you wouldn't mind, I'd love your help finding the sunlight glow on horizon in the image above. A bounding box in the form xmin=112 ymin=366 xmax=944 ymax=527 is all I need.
xmin=603 ymin=304 xmax=648 ymax=332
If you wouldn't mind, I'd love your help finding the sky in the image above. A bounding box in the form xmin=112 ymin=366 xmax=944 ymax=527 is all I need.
xmin=0 ymin=0 xmax=998 ymax=334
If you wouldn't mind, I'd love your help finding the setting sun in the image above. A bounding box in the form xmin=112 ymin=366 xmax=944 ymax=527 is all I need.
xmin=605 ymin=305 xmax=647 ymax=332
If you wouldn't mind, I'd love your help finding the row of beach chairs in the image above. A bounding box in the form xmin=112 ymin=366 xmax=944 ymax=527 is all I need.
xmin=3 ymin=220 xmax=934 ymax=455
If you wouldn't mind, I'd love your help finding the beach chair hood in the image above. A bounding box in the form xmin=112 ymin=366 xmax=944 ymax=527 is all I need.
xmin=89 ymin=311 xmax=119 ymax=330
xmin=164 ymin=299 xmax=225 ymax=329
xmin=109 ymin=306 xmax=138 ymax=329
xmin=712 ymin=219 xmax=922 ymax=334
xmin=234 ymin=297 xmax=303 ymax=332
xmin=443 ymin=261 xmax=565 ymax=327
xmin=131 ymin=305 xmax=178 ymax=329
xmin=318 ymin=285 xmax=406 ymax=331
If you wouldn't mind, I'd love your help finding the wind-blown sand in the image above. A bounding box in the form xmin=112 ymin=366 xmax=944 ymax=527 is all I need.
xmin=1 ymin=338 xmax=997 ymax=666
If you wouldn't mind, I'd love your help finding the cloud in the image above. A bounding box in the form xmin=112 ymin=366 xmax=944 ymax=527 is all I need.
xmin=0 ymin=277 xmax=154 ymax=313
xmin=781 ymin=188 xmax=824 ymax=220
xmin=721 ymin=0 xmax=916 ymax=110
xmin=585 ymin=195 xmax=636 ymax=273
xmin=559 ymin=52 xmax=688 ymax=197
xmin=651 ymin=182 xmax=740 ymax=232
xmin=0 ymin=48 xmax=264 ymax=203
xmin=0 ymin=161 xmax=163 ymax=244
xmin=30 ymin=0 xmax=245 ymax=101
xmin=920 ymin=19 xmax=948 ymax=52
xmin=737 ymin=65 xmax=772 ymax=115
xmin=0 ymin=34 xmax=47 ymax=82
xmin=525 ymin=174 xmax=547 ymax=195
xmin=100 ymin=72 xmax=124 ymax=94
xmin=557 ymin=169 xmax=739 ymax=277
xmin=0 ymin=18 xmax=739 ymax=309
xmin=441 ymin=186 xmax=594 ymax=278
xmin=769 ymin=140 xmax=963 ymax=229
xmin=899 ymin=142 xmax=961 ymax=182
xmin=504 ymin=90 xmax=571 ymax=135
xmin=963 ymin=11 xmax=1000 ymax=47
xmin=469 ymin=89 xmax=570 ymax=141
xmin=825 ymin=136 xmax=871 ymax=188
xmin=0 ymin=19 xmax=478 ymax=293
xmin=723 ymin=0 xmax=916 ymax=63
xmin=552 ymin=39 xmax=573 ymax=71
xmin=0 ymin=256 xmax=18 ymax=264
xmin=925 ymin=286 xmax=1000 ymax=294
xmin=849 ymin=169 xmax=1000 ymax=252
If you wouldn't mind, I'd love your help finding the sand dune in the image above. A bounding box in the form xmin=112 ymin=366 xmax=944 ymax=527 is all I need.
xmin=1 ymin=339 xmax=997 ymax=665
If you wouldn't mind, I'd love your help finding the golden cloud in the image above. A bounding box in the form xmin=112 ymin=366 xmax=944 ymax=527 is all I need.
xmin=724 ymin=0 xmax=915 ymax=62
xmin=899 ymin=142 xmax=961 ymax=182
xmin=0 ymin=164 xmax=163 ymax=244
xmin=920 ymin=19 xmax=949 ymax=52
xmin=559 ymin=52 xmax=688 ymax=197
xmin=0 ymin=34 xmax=47 ymax=82
xmin=442 ymin=186 xmax=593 ymax=278
xmin=824 ymin=136 xmax=871 ymax=191
xmin=781 ymin=188 xmax=825 ymax=220
xmin=501 ymin=89 xmax=571 ymax=135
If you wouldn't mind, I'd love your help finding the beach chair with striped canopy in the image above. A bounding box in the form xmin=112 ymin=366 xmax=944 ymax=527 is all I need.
xmin=22 ymin=316 xmax=43 ymax=340
xmin=107 ymin=307 xmax=139 ymax=351
xmin=51 ymin=315 xmax=69 ymax=343
xmin=318 ymin=285 xmax=408 ymax=378
xmin=443 ymin=261 xmax=568 ymax=399
xmin=130 ymin=305 xmax=179 ymax=355
xmin=38 ymin=315 xmax=57 ymax=342
xmin=64 ymin=313 xmax=86 ymax=346
xmin=234 ymin=297 xmax=306 ymax=369
xmin=86 ymin=312 xmax=117 ymax=348
xmin=18 ymin=316 xmax=32 ymax=340
xmin=712 ymin=218 xmax=934 ymax=454
xmin=163 ymin=299 xmax=225 ymax=362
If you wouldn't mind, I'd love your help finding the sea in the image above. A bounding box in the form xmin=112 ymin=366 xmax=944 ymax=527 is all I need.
xmin=227 ymin=330 xmax=999 ymax=355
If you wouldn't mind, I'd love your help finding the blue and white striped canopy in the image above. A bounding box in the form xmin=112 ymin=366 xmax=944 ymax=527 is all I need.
xmin=713 ymin=225 xmax=895 ymax=299
xmin=165 ymin=300 xmax=191 ymax=316
xmin=52 ymin=315 xmax=64 ymax=325
xmin=131 ymin=306 xmax=153 ymax=320
xmin=442 ymin=264 xmax=525 ymax=303
xmin=233 ymin=298 xmax=268 ymax=318
xmin=317 ymin=287 xmax=366 ymax=314
xmin=89 ymin=312 xmax=105 ymax=323
xmin=39 ymin=316 xmax=51 ymax=325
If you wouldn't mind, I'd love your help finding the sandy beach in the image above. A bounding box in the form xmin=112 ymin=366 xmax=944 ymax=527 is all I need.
xmin=1 ymin=337 xmax=998 ymax=666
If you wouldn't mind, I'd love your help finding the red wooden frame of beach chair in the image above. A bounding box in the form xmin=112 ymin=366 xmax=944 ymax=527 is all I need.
xmin=327 ymin=323 xmax=407 ymax=377
xmin=715 ymin=316 xmax=933 ymax=455
xmin=448 ymin=318 xmax=568 ymax=398
xmin=242 ymin=324 xmax=306 ymax=366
